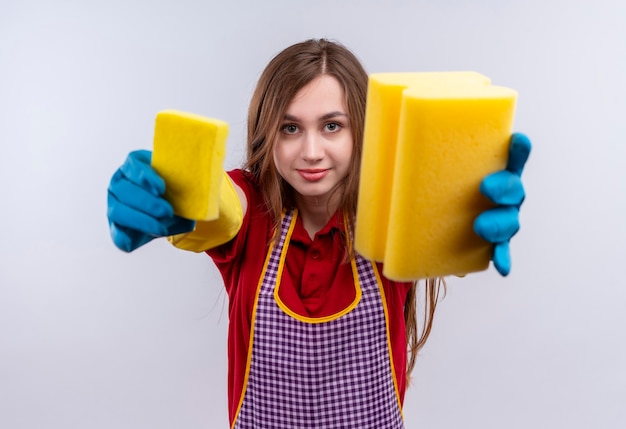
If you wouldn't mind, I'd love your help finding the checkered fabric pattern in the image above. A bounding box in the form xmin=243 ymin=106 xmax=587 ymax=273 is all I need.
xmin=233 ymin=210 xmax=404 ymax=428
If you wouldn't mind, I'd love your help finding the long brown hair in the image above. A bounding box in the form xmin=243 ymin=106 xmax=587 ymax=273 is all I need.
xmin=405 ymin=277 xmax=446 ymax=382
xmin=244 ymin=38 xmax=444 ymax=382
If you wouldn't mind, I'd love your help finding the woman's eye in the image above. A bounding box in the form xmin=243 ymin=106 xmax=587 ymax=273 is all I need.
xmin=325 ymin=122 xmax=341 ymax=132
xmin=282 ymin=124 xmax=299 ymax=134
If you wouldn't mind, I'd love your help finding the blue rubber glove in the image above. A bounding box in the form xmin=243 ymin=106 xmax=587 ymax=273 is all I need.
xmin=474 ymin=133 xmax=531 ymax=276
xmin=107 ymin=150 xmax=195 ymax=252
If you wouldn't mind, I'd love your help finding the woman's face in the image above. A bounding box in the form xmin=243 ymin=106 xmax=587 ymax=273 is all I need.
xmin=273 ymin=74 xmax=353 ymax=210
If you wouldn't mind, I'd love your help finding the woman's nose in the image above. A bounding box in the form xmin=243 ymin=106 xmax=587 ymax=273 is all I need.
xmin=301 ymin=132 xmax=324 ymax=162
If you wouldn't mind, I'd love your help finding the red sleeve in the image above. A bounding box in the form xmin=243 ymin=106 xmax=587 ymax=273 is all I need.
xmin=205 ymin=169 xmax=273 ymax=297
xmin=206 ymin=169 xmax=251 ymax=265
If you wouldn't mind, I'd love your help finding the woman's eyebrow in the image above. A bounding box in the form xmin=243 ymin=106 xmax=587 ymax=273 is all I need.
xmin=320 ymin=111 xmax=348 ymax=121
xmin=282 ymin=111 xmax=348 ymax=122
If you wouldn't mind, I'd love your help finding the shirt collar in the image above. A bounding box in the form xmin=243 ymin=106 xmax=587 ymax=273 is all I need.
xmin=290 ymin=209 xmax=345 ymax=244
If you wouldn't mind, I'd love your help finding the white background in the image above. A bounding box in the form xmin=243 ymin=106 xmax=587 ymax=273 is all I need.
xmin=1 ymin=0 xmax=625 ymax=428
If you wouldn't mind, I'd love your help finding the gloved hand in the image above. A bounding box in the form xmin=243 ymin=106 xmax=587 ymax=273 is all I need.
xmin=474 ymin=133 xmax=531 ymax=276
xmin=107 ymin=150 xmax=195 ymax=252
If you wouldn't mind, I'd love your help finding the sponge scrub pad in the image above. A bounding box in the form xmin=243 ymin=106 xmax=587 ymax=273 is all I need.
xmin=355 ymin=72 xmax=517 ymax=280
xmin=151 ymin=110 xmax=229 ymax=221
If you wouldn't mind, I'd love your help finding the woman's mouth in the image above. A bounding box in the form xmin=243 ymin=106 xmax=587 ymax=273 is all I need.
xmin=297 ymin=169 xmax=329 ymax=181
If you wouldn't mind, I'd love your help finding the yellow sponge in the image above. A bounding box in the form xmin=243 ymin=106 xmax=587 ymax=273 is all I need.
xmin=355 ymin=72 xmax=517 ymax=280
xmin=151 ymin=110 xmax=229 ymax=221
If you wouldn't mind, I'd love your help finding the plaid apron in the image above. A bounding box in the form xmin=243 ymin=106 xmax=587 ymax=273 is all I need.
xmin=232 ymin=209 xmax=404 ymax=428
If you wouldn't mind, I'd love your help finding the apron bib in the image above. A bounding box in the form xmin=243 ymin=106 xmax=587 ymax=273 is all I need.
xmin=233 ymin=209 xmax=404 ymax=428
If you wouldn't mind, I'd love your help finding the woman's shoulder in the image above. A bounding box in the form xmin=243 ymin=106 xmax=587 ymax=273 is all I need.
xmin=227 ymin=168 xmax=262 ymax=201
xmin=227 ymin=168 xmax=257 ymax=188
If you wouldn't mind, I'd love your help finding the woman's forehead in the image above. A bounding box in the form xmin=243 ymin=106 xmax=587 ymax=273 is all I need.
xmin=285 ymin=75 xmax=347 ymax=119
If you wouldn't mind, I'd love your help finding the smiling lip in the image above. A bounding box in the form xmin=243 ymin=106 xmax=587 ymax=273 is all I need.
xmin=297 ymin=169 xmax=329 ymax=181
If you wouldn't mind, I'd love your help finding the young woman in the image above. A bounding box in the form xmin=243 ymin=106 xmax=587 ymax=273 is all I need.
xmin=107 ymin=39 xmax=530 ymax=428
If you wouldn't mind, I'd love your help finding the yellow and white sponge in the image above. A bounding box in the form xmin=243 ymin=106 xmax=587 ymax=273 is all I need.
xmin=355 ymin=72 xmax=517 ymax=280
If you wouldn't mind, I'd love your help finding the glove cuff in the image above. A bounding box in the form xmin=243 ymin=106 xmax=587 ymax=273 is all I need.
xmin=168 ymin=172 xmax=243 ymax=252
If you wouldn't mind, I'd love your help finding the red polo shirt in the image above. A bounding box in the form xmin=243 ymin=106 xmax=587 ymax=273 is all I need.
xmin=207 ymin=169 xmax=412 ymax=424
